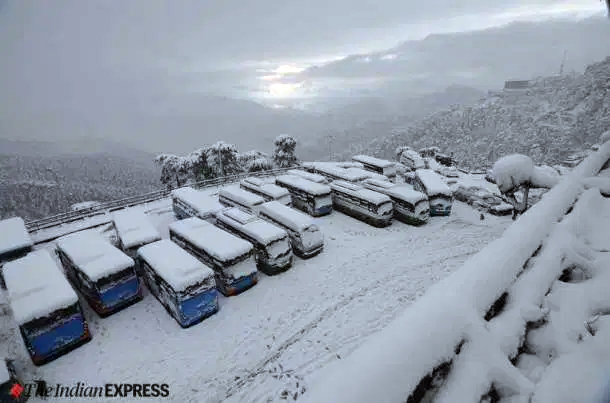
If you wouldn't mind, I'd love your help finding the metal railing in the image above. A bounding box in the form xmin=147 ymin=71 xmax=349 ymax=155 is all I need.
xmin=25 ymin=167 xmax=295 ymax=233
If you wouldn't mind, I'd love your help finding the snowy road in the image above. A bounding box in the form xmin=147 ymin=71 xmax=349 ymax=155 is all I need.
xmin=1 ymin=189 xmax=512 ymax=403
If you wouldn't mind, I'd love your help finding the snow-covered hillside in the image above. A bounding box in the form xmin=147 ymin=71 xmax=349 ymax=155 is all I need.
xmin=341 ymin=56 xmax=610 ymax=170
xmin=0 ymin=174 xmax=513 ymax=403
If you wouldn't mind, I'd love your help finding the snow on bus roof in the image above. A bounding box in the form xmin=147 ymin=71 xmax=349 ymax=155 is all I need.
xmin=112 ymin=209 xmax=162 ymax=250
xmin=387 ymin=186 xmax=428 ymax=204
xmin=362 ymin=178 xmax=395 ymax=189
xmin=56 ymin=231 xmax=134 ymax=282
xmin=331 ymin=180 xmax=392 ymax=204
xmin=172 ymin=187 xmax=224 ymax=216
xmin=137 ymin=240 xmax=214 ymax=292
xmin=260 ymin=183 xmax=290 ymax=198
xmin=0 ymin=217 xmax=33 ymax=257
xmin=415 ymin=169 xmax=453 ymax=197
xmin=218 ymin=208 xmax=287 ymax=245
xmin=3 ymin=249 xmax=78 ymax=325
xmin=276 ymin=175 xmax=332 ymax=196
xmin=220 ymin=185 xmax=265 ymax=205
xmin=168 ymin=217 xmax=253 ymax=261
xmin=259 ymin=201 xmax=315 ymax=232
xmin=352 ymin=155 xmax=395 ymax=168
xmin=287 ymin=169 xmax=327 ymax=183
xmin=242 ymin=177 xmax=265 ymax=187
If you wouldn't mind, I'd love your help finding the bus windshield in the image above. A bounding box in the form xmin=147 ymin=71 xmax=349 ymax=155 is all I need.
xmin=267 ymin=237 xmax=290 ymax=259
xmin=20 ymin=303 xmax=80 ymax=339
xmin=315 ymin=195 xmax=332 ymax=208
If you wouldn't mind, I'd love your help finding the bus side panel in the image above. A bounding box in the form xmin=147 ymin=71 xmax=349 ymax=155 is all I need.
xmin=177 ymin=288 xmax=219 ymax=327
xmin=97 ymin=274 xmax=142 ymax=316
xmin=23 ymin=313 xmax=90 ymax=365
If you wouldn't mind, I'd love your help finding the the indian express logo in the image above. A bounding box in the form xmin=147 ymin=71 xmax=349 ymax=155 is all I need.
xmin=24 ymin=381 xmax=170 ymax=399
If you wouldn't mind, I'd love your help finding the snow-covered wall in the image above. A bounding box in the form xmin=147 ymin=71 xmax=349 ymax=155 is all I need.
xmin=300 ymin=141 xmax=610 ymax=403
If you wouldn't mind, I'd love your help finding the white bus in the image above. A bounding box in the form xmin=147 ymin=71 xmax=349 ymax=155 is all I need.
xmin=286 ymin=169 xmax=329 ymax=184
xmin=136 ymin=240 xmax=219 ymax=328
xmin=361 ymin=179 xmax=430 ymax=226
xmin=171 ymin=187 xmax=224 ymax=222
xmin=312 ymin=163 xmax=370 ymax=183
xmin=352 ymin=155 xmax=398 ymax=178
xmin=112 ymin=209 xmax=162 ymax=258
xmin=215 ymin=208 xmax=293 ymax=275
xmin=344 ymin=167 xmax=389 ymax=182
xmin=258 ymin=201 xmax=324 ymax=258
xmin=400 ymin=150 xmax=426 ymax=171
xmin=3 ymin=250 xmax=91 ymax=365
xmin=413 ymin=169 xmax=453 ymax=216
xmin=168 ymin=217 xmax=257 ymax=296
xmin=275 ymin=175 xmax=333 ymax=217
xmin=56 ymin=232 xmax=142 ymax=317
xmin=240 ymin=177 xmax=292 ymax=206
xmin=218 ymin=185 xmax=265 ymax=214
xmin=329 ymin=180 xmax=394 ymax=227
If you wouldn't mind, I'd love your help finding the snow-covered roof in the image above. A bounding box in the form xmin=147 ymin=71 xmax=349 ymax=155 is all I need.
xmin=259 ymin=201 xmax=315 ymax=232
xmin=219 ymin=185 xmax=265 ymax=206
xmin=0 ymin=217 xmax=33 ymax=257
xmin=217 ymin=208 xmax=288 ymax=245
xmin=415 ymin=169 xmax=453 ymax=197
xmin=168 ymin=218 xmax=253 ymax=262
xmin=334 ymin=161 xmax=364 ymax=169
xmin=136 ymin=240 xmax=214 ymax=292
xmin=242 ymin=177 xmax=265 ymax=187
xmin=241 ymin=179 xmax=290 ymax=199
xmin=276 ymin=175 xmax=332 ymax=196
xmin=112 ymin=209 xmax=162 ymax=250
xmin=3 ymin=250 xmax=79 ymax=325
xmin=361 ymin=179 xmax=427 ymax=204
xmin=0 ymin=359 xmax=9 ymax=383
xmin=352 ymin=155 xmax=395 ymax=168
xmin=362 ymin=178 xmax=395 ymax=190
xmin=56 ymin=231 xmax=135 ymax=282
xmin=171 ymin=187 xmax=224 ymax=217
xmin=346 ymin=168 xmax=387 ymax=181
xmin=330 ymin=180 xmax=392 ymax=204
xmin=286 ymin=169 xmax=328 ymax=183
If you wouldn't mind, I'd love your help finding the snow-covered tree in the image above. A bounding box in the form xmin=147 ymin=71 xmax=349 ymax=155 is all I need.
xmin=186 ymin=148 xmax=214 ymax=181
xmin=154 ymin=154 xmax=191 ymax=188
xmin=206 ymin=141 xmax=243 ymax=177
xmin=395 ymin=146 xmax=412 ymax=161
xmin=273 ymin=135 xmax=298 ymax=168
xmin=238 ymin=150 xmax=275 ymax=172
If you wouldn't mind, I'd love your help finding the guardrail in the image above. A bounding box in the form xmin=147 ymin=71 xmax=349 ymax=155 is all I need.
xmin=300 ymin=141 xmax=610 ymax=403
xmin=24 ymin=167 xmax=295 ymax=233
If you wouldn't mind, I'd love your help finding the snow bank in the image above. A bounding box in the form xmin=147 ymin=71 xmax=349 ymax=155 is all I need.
xmin=300 ymin=142 xmax=610 ymax=403
xmin=216 ymin=208 xmax=288 ymax=245
xmin=258 ymin=201 xmax=316 ymax=233
xmin=112 ymin=208 xmax=162 ymax=250
xmin=0 ymin=217 xmax=33 ymax=257
xmin=137 ymin=240 xmax=215 ymax=292
xmin=3 ymin=250 xmax=78 ymax=325
xmin=168 ymin=218 xmax=253 ymax=262
xmin=56 ymin=231 xmax=134 ymax=282
xmin=492 ymin=154 xmax=536 ymax=193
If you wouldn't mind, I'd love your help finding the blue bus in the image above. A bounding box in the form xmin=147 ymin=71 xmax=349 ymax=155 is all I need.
xmin=55 ymin=232 xmax=142 ymax=317
xmin=136 ymin=240 xmax=219 ymax=328
xmin=3 ymin=250 xmax=91 ymax=366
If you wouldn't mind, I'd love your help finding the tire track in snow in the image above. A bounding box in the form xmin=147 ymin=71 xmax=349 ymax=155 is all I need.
xmin=219 ymin=248 xmax=481 ymax=401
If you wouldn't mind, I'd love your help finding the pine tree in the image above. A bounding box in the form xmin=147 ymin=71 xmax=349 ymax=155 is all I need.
xmin=273 ymin=135 xmax=298 ymax=168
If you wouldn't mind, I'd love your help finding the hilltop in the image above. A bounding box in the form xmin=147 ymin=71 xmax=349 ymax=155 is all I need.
xmin=339 ymin=56 xmax=610 ymax=169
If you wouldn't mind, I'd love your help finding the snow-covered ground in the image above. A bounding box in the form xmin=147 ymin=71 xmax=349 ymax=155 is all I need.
xmin=0 ymin=173 xmax=514 ymax=403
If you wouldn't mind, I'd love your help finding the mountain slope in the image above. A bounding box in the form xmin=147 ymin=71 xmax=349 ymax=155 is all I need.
xmin=342 ymin=56 xmax=610 ymax=168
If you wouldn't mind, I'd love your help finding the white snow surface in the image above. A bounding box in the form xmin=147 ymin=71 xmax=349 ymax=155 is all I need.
xmin=3 ymin=249 xmax=78 ymax=325
xmin=0 ymin=359 xmax=9 ymax=383
xmin=259 ymin=201 xmax=317 ymax=232
xmin=219 ymin=185 xmax=265 ymax=206
xmin=0 ymin=217 xmax=33 ymax=257
xmin=56 ymin=231 xmax=134 ymax=282
xmin=352 ymin=154 xmax=395 ymax=168
xmin=112 ymin=208 xmax=162 ymax=249
xmin=286 ymin=169 xmax=328 ymax=184
xmin=217 ymin=208 xmax=288 ymax=245
xmin=276 ymin=174 xmax=332 ymax=196
xmin=493 ymin=154 xmax=536 ymax=193
xmin=169 ymin=217 xmax=253 ymax=262
xmin=300 ymin=142 xmax=610 ymax=403
xmin=330 ymin=180 xmax=392 ymax=204
xmin=415 ymin=169 xmax=453 ymax=197
xmin=172 ymin=186 xmax=225 ymax=217
xmin=136 ymin=240 xmax=214 ymax=292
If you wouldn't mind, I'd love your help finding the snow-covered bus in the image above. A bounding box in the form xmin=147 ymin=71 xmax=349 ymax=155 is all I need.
xmin=329 ymin=180 xmax=394 ymax=227
xmin=171 ymin=187 xmax=224 ymax=222
xmin=219 ymin=185 xmax=265 ymax=215
xmin=275 ymin=175 xmax=333 ymax=217
xmin=258 ymin=201 xmax=324 ymax=258
xmin=0 ymin=217 xmax=33 ymax=268
xmin=345 ymin=167 xmax=389 ymax=182
xmin=286 ymin=169 xmax=329 ymax=184
xmin=168 ymin=218 xmax=257 ymax=296
xmin=361 ymin=179 xmax=430 ymax=226
xmin=3 ymin=250 xmax=91 ymax=366
xmin=351 ymin=155 xmax=398 ymax=178
xmin=136 ymin=240 xmax=219 ymax=328
xmin=215 ymin=208 xmax=293 ymax=275
xmin=311 ymin=163 xmax=370 ymax=183
xmin=400 ymin=150 xmax=426 ymax=171
xmin=413 ymin=169 xmax=453 ymax=216
xmin=112 ymin=209 xmax=162 ymax=258
xmin=239 ymin=177 xmax=292 ymax=206
xmin=55 ymin=232 xmax=142 ymax=317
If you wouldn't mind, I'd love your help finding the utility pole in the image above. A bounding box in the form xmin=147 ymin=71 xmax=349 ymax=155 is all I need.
xmin=218 ymin=147 xmax=224 ymax=179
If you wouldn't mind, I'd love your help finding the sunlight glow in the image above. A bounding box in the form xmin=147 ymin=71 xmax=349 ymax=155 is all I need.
xmin=267 ymin=82 xmax=303 ymax=98
xmin=273 ymin=64 xmax=305 ymax=74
